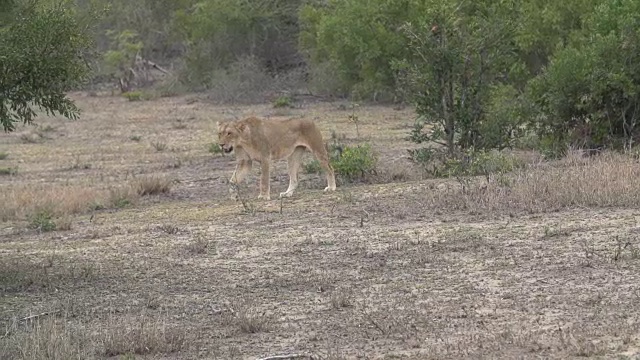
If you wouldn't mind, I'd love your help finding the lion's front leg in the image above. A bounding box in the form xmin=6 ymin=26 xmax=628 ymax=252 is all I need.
xmin=257 ymin=159 xmax=271 ymax=200
xmin=229 ymin=159 xmax=252 ymax=200
xmin=230 ymin=159 xmax=252 ymax=184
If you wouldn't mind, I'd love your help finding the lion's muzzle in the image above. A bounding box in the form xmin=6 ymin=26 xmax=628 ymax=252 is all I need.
xmin=222 ymin=145 xmax=234 ymax=153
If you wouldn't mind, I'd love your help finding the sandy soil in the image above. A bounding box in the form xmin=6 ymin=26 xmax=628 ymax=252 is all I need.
xmin=1 ymin=93 xmax=639 ymax=359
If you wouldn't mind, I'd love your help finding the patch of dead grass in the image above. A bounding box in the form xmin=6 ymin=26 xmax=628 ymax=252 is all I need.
xmin=134 ymin=175 xmax=173 ymax=196
xmin=0 ymin=176 xmax=173 ymax=223
xmin=0 ymin=316 xmax=94 ymax=360
xmin=0 ymin=184 xmax=104 ymax=222
xmin=99 ymin=316 xmax=187 ymax=357
xmin=183 ymin=235 xmax=211 ymax=255
xmin=422 ymin=152 xmax=640 ymax=213
xmin=0 ymin=257 xmax=97 ymax=293
xmin=224 ymin=302 xmax=271 ymax=334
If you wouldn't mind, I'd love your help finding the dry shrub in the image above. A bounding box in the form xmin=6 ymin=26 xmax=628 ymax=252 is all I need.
xmin=134 ymin=175 xmax=173 ymax=196
xmin=0 ymin=316 xmax=94 ymax=360
xmin=206 ymin=55 xmax=307 ymax=105
xmin=427 ymin=152 xmax=640 ymax=213
xmin=99 ymin=316 xmax=186 ymax=356
xmin=0 ymin=177 xmax=172 ymax=222
xmin=1 ymin=257 xmax=97 ymax=293
xmin=223 ymin=302 xmax=271 ymax=334
xmin=0 ymin=184 xmax=103 ymax=222
xmin=106 ymin=185 xmax=139 ymax=208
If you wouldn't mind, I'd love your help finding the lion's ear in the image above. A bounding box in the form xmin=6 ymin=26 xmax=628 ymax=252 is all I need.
xmin=237 ymin=122 xmax=247 ymax=132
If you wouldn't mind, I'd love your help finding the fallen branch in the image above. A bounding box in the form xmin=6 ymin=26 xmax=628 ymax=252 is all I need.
xmin=20 ymin=310 xmax=60 ymax=322
xmin=256 ymin=354 xmax=316 ymax=360
xmin=145 ymin=59 xmax=170 ymax=75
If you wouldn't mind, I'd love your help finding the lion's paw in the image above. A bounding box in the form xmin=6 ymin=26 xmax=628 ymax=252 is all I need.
xmin=279 ymin=191 xmax=294 ymax=198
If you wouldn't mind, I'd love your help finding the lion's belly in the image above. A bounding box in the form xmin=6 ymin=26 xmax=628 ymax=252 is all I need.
xmin=271 ymin=142 xmax=308 ymax=160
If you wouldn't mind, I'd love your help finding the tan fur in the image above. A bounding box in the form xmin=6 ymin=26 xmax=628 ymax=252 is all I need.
xmin=217 ymin=116 xmax=337 ymax=200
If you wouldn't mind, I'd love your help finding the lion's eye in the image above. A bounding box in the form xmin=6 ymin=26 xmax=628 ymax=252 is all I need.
xmin=227 ymin=132 xmax=231 ymax=136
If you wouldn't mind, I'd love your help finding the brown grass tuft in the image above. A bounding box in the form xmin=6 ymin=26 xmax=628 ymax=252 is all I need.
xmin=0 ymin=316 xmax=94 ymax=360
xmin=0 ymin=184 xmax=104 ymax=222
xmin=183 ymin=235 xmax=211 ymax=255
xmin=0 ymin=257 xmax=97 ymax=293
xmin=224 ymin=303 xmax=271 ymax=334
xmin=330 ymin=290 xmax=353 ymax=309
xmin=424 ymin=151 xmax=640 ymax=213
xmin=135 ymin=175 xmax=173 ymax=196
xmin=107 ymin=185 xmax=140 ymax=208
xmin=99 ymin=316 xmax=186 ymax=357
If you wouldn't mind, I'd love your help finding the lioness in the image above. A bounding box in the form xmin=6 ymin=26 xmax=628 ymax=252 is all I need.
xmin=217 ymin=116 xmax=337 ymax=200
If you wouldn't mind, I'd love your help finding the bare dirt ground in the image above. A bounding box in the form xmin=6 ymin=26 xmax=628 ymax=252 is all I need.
xmin=1 ymin=93 xmax=640 ymax=359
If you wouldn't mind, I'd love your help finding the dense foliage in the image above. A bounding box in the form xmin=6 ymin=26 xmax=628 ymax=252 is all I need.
xmin=0 ymin=0 xmax=94 ymax=132
xmin=4 ymin=0 xmax=640 ymax=155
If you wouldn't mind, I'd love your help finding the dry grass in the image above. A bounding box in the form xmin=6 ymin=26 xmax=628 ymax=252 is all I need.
xmin=0 ymin=184 xmax=103 ymax=222
xmin=454 ymin=151 xmax=640 ymax=213
xmin=0 ymin=166 xmax=18 ymax=176
xmin=2 ymin=94 xmax=640 ymax=359
xmin=225 ymin=302 xmax=271 ymax=334
xmin=134 ymin=175 xmax=173 ymax=196
xmin=99 ymin=316 xmax=186 ymax=357
xmin=0 ymin=176 xmax=171 ymax=224
xmin=0 ymin=256 xmax=96 ymax=294
xmin=330 ymin=289 xmax=353 ymax=310
xmin=0 ymin=316 xmax=94 ymax=360
xmin=183 ymin=235 xmax=211 ymax=255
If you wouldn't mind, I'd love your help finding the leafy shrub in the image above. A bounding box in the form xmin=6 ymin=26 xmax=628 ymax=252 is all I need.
xmin=526 ymin=0 xmax=640 ymax=153
xmin=332 ymin=143 xmax=377 ymax=182
xmin=303 ymin=159 xmax=323 ymax=175
xmin=208 ymin=142 xmax=223 ymax=154
xmin=122 ymin=91 xmax=145 ymax=101
xmin=399 ymin=1 xmax=521 ymax=155
xmin=1 ymin=2 xmax=93 ymax=132
xmin=273 ymin=95 xmax=293 ymax=108
xmin=175 ymin=0 xmax=302 ymax=88
xmin=304 ymin=143 xmax=377 ymax=182
xmin=30 ymin=209 xmax=56 ymax=232
xmin=410 ymin=148 xmax=525 ymax=178
xmin=299 ymin=0 xmax=410 ymax=100
xmin=0 ymin=167 xmax=17 ymax=176
xmin=103 ymin=29 xmax=143 ymax=78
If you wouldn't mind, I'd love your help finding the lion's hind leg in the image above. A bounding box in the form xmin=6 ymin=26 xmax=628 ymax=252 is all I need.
xmin=307 ymin=137 xmax=336 ymax=192
xmin=280 ymin=146 xmax=306 ymax=198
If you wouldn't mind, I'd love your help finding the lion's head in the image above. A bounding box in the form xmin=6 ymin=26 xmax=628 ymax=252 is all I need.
xmin=216 ymin=121 xmax=247 ymax=154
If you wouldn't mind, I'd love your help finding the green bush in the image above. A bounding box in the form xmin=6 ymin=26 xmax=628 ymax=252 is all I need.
xmin=304 ymin=143 xmax=377 ymax=183
xmin=299 ymin=0 xmax=410 ymax=100
xmin=174 ymin=0 xmax=302 ymax=87
xmin=273 ymin=95 xmax=293 ymax=108
xmin=399 ymin=0 xmax=522 ymax=155
xmin=208 ymin=142 xmax=223 ymax=154
xmin=526 ymin=0 xmax=640 ymax=153
xmin=303 ymin=159 xmax=323 ymax=175
xmin=122 ymin=91 xmax=148 ymax=101
xmin=30 ymin=209 xmax=56 ymax=232
xmin=410 ymin=148 xmax=525 ymax=178
xmin=332 ymin=143 xmax=377 ymax=182
xmin=0 ymin=2 xmax=94 ymax=132
xmin=0 ymin=167 xmax=18 ymax=176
